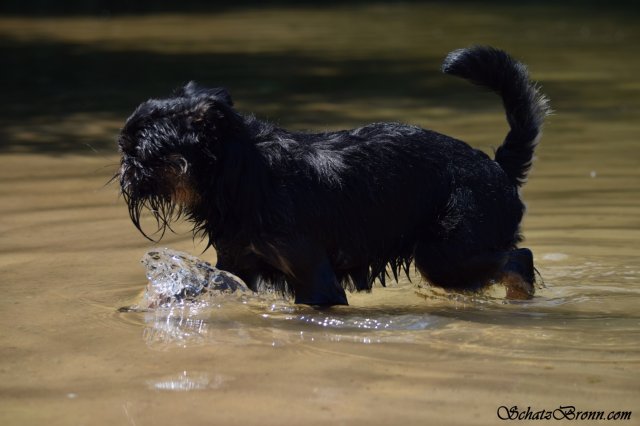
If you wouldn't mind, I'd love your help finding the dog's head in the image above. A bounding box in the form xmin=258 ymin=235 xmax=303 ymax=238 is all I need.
xmin=117 ymin=81 xmax=237 ymax=240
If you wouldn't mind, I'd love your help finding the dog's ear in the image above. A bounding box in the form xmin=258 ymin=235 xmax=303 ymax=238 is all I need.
xmin=177 ymin=81 xmax=234 ymax=107
xmin=185 ymin=93 xmax=243 ymax=136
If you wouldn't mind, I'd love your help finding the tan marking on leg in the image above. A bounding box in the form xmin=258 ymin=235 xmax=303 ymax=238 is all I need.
xmin=502 ymin=271 xmax=535 ymax=300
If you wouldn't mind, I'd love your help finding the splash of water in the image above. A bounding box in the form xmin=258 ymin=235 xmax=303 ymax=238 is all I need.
xmin=137 ymin=248 xmax=250 ymax=309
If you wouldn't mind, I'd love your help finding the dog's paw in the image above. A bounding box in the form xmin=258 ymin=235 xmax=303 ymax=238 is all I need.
xmin=502 ymin=271 xmax=535 ymax=300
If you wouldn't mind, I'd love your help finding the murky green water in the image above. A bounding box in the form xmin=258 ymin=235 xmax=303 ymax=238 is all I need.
xmin=1 ymin=3 xmax=639 ymax=425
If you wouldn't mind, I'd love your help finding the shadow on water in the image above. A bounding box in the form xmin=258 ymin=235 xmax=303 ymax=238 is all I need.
xmin=0 ymin=38 xmax=455 ymax=154
xmin=1 ymin=2 xmax=638 ymax=155
xmin=0 ymin=36 xmax=621 ymax=155
xmin=1 ymin=39 xmax=450 ymax=113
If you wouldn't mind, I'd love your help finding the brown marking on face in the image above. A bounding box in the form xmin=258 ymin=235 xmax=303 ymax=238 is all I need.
xmin=162 ymin=156 xmax=200 ymax=207
xmin=172 ymin=181 xmax=200 ymax=206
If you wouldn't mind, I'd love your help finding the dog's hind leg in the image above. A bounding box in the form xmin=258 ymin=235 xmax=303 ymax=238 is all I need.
xmin=414 ymin=242 xmax=535 ymax=299
xmin=413 ymin=238 xmax=508 ymax=292
xmin=500 ymin=248 xmax=536 ymax=299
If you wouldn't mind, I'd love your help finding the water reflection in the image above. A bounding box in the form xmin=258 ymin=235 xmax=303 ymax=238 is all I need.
xmin=120 ymin=249 xmax=640 ymax=367
xmin=141 ymin=303 xmax=257 ymax=349
xmin=138 ymin=292 xmax=452 ymax=349
xmin=147 ymin=371 xmax=232 ymax=391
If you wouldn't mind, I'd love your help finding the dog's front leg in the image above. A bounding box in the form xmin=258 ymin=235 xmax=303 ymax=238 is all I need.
xmin=254 ymin=241 xmax=348 ymax=307
xmin=290 ymin=255 xmax=348 ymax=307
xmin=215 ymin=249 xmax=261 ymax=292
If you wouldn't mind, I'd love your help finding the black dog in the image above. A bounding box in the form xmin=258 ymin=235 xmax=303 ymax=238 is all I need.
xmin=118 ymin=46 xmax=550 ymax=306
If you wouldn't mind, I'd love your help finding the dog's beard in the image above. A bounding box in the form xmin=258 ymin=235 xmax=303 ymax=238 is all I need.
xmin=118 ymin=161 xmax=185 ymax=242
xmin=125 ymin=191 xmax=183 ymax=241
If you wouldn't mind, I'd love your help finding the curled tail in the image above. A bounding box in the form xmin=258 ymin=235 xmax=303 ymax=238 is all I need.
xmin=442 ymin=46 xmax=550 ymax=186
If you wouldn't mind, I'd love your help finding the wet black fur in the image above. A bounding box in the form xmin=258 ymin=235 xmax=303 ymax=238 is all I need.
xmin=118 ymin=46 xmax=550 ymax=306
